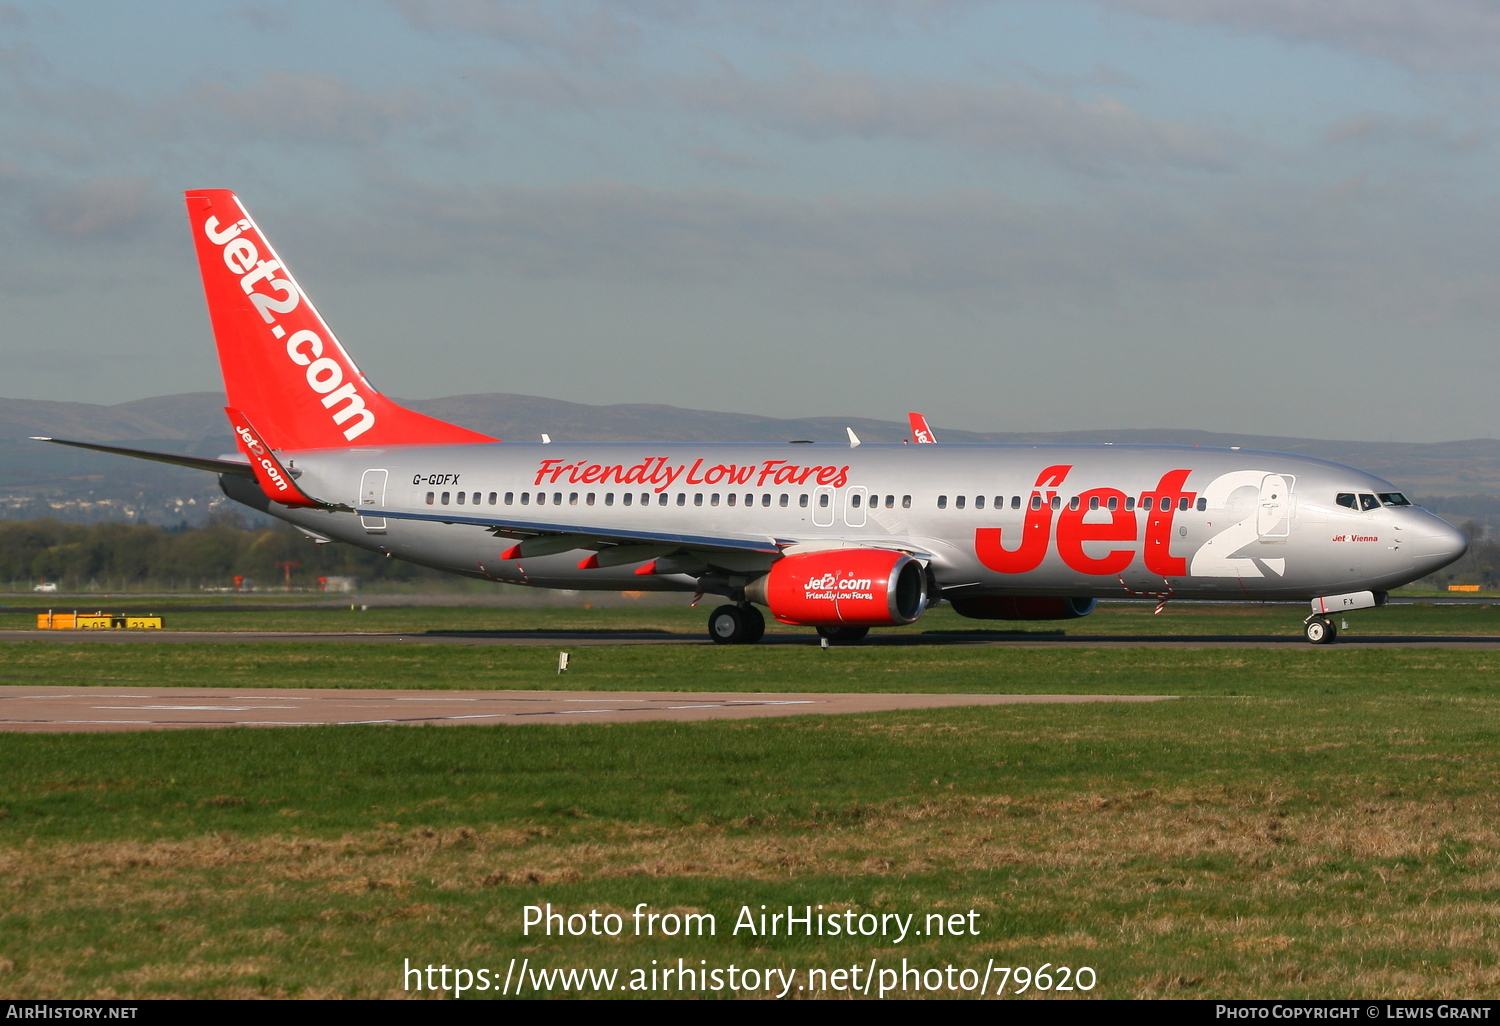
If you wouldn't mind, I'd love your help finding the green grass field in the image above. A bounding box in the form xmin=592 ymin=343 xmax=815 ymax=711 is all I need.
xmin=1 ymin=605 xmax=1498 ymax=999
xmin=3 ymin=596 xmax=1498 ymax=637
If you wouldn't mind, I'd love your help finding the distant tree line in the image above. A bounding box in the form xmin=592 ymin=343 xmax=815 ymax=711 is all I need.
xmin=0 ymin=514 xmax=450 ymax=591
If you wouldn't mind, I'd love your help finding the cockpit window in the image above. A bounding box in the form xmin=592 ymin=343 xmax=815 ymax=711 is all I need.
xmin=1378 ymin=492 xmax=1411 ymax=507
xmin=1359 ymin=493 xmax=1380 ymax=512
xmin=1336 ymin=493 xmax=1357 ymax=509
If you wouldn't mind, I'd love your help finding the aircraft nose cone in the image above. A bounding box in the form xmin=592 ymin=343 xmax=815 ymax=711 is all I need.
xmin=1411 ymin=516 xmax=1468 ymax=573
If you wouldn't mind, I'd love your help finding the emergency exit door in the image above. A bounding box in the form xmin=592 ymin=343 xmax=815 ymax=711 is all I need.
xmin=360 ymin=469 xmax=388 ymax=532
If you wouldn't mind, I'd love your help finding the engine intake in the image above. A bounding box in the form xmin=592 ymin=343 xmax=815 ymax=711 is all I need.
xmin=746 ymin=549 xmax=927 ymax=627
xmin=948 ymin=595 xmax=1097 ymax=620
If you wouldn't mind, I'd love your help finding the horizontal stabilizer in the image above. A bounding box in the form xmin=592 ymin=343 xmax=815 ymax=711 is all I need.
xmin=30 ymin=437 xmax=255 ymax=476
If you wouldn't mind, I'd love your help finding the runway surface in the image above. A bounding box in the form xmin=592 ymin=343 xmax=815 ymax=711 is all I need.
xmin=3 ymin=629 xmax=1500 ymax=649
xmin=0 ymin=686 xmax=1174 ymax=732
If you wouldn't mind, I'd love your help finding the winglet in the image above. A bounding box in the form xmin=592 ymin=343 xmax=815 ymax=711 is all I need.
xmin=226 ymin=406 xmax=327 ymax=509
xmin=847 ymin=427 xmax=861 ymax=448
xmin=908 ymin=412 xmax=937 ymax=443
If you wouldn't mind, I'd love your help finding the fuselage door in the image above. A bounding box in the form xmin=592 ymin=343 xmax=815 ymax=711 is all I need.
xmin=813 ymin=486 xmax=836 ymax=527
xmin=360 ymin=469 xmax=388 ymax=533
xmin=844 ymin=486 xmax=868 ymax=528
xmin=1257 ymin=474 xmax=1292 ymax=539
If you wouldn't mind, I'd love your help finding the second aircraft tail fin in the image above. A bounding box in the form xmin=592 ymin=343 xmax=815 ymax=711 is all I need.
xmin=185 ymin=189 xmax=497 ymax=451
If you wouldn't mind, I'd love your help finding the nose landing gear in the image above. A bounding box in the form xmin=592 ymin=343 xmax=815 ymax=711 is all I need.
xmin=1304 ymin=615 xmax=1337 ymax=645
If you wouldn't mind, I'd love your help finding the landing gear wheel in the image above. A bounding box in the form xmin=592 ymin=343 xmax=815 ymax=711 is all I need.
xmin=1305 ymin=617 xmax=1337 ymax=645
xmin=739 ymin=605 xmax=765 ymax=644
xmin=816 ymin=625 xmax=870 ymax=645
xmin=709 ymin=604 xmax=750 ymax=645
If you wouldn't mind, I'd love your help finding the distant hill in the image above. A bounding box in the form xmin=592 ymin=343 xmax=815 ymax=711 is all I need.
xmin=3 ymin=391 xmax=1499 ymax=525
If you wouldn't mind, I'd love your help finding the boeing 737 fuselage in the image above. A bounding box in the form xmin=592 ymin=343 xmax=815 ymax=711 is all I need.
xmin=37 ymin=190 xmax=1469 ymax=645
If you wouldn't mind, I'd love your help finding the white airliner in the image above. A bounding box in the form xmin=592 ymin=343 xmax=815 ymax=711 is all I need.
xmin=36 ymin=190 xmax=1468 ymax=645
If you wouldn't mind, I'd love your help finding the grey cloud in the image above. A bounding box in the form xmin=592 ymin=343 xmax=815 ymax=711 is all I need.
xmin=32 ymin=177 xmax=154 ymax=239
xmin=392 ymin=0 xmax=640 ymax=61
xmin=1326 ymin=114 xmax=1485 ymax=153
xmin=189 ymin=71 xmax=436 ymax=147
xmin=234 ymin=4 xmax=296 ymax=32
xmin=673 ymin=62 xmax=1237 ymax=173
xmin=1096 ymin=0 xmax=1500 ymax=76
xmin=683 ymin=143 xmax=769 ymax=170
xmin=272 ymin=177 xmax=1500 ymax=324
xmin=482 ymin=61 xmax=1238 ymax=174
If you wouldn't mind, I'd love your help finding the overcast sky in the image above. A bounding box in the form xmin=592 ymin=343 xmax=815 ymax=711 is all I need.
xmin=3 ymin=0 xmax=1499 ymax=441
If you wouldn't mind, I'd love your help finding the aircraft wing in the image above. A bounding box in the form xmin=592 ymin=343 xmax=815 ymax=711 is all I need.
xmin=31 ymin=437 xmax=255 ymax=476
xmin=359 ymin=505 xmax=790 ymax=555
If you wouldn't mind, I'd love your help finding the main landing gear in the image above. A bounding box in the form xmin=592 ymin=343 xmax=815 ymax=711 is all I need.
xmin=1304 ymin=616 xmax=1338 ymax=645
xmin=708 ymin=604 xmax=766 ymax=645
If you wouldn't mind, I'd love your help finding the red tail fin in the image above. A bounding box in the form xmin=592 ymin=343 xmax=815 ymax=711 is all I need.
xmin=907 ymin=412 xmax=937 ymax=443
xmin=185 ymin=189 xmax=496 ymax=450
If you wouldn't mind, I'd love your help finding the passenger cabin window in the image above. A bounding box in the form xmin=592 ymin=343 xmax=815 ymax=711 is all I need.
xmin=1336 ymin=493 xmax=1357 ymax=509
xmin=763 ymin=494 xmax=772 ymax=507
xmin=569 ymin=493 xmax=577 ymax=505
xmin=1378 ymin=492 xmax=1411 ymax=507
xmin=727 ymin=494 xmax=736 ymax=506
xmin=819 ymin=493 xmax=830 ymax=508
xmin=1196 ymin=498 xmax=1207 ymax=511
xmin=974 ymin=496 xmax=985 ymax=509
xmin=1161 ymin=497 xmax=1172 ymax=512
xmin=1107 ymin=497 xmax=1117 ymax=511
xmin=1011 ymin=496 xmax=1021 ymax=510
xmin=1031 ymin=495 xmax=1042 ymax=511
xmin=489 ymin=492 xmax=498 ymax=505
xmin=623 ymin=493 xmax=632 ymax=506
xmin=780 ymin=494 xmax=789 ymax=507
xmin=886 ymin=495 xmax=895 ymax=509
xmin=955 ymin=496 xmax=965 ymax=509
xmin=1359 ymin=493 xmax=1380 ymax=512
xmin=1089 ymin=496 xmax=1100 ymax=510
xmin=660 ymin=494 xmax=669 ymax=506
xmin=902 ymin=495 xmax=911 ymax=508
xmin=426 ymin=491 xmax=435 ymax=505
xmin=1125 ymin=496 xmax=1134 ymax=511
xmin=801 ymin=495 xmax=810 ymax=508
xmin=710 ymin=494 xmax=720 ymax=506
xmin=554 ymin=493 xmax=562 ymax=505
xmin=694 ymin=494 xmax=703 ymax=506
xmin=504 ymin=492 xmax=514 ymax=505
xmin=604 ymin=493 xmax=614 ymax=506
xmin=456 ymin=492 xmax=464 ymax=504
xmin=1050 ymin=496 xmax=1061 ymax=510
xmin=937 ymin=496 xmax=947 ymax=509
xmin=587 ymin=493 xmax=596 ymax=505
xmin=441 ymin=492 xmax=450 ymax=505
xmin=678 ymin=494 xmax=686 ymax=506
xmin=1178 ymin=497 xmax=1190 ymax=511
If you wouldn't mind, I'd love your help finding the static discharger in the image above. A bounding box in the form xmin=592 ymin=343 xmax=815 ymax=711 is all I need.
xmin=36 ymin=611 xmax=164 ymax=630
xmin=558 ymin=651 xmax=570 ymax=674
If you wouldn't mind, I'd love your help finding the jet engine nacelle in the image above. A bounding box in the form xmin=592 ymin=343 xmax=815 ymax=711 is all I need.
xmin=949 ymin=595 xmax=1098 ymax=620
xmin=746 ymin=549 xmax=928 ymax=627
